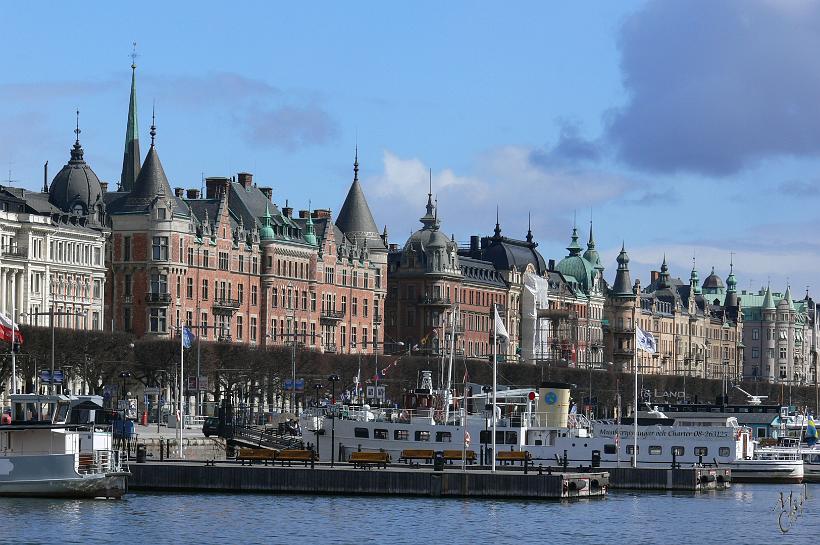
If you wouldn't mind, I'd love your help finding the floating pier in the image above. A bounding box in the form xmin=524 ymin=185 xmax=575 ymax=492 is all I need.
xmin=607 ymin=467 xmax=731 ymax=491
xmin=128 ymin=462 xmax=608 ymax=500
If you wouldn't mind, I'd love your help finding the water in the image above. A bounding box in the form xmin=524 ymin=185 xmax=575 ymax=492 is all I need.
xmin=3 ymin=484 xmax=819 ymax=544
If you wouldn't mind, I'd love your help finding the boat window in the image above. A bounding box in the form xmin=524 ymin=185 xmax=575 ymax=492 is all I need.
xmin=394 ymin=430 xmax=409 ymax=440
xmin=505 ymin=431 xmax=518 ymax=445
xmin=626 ymin=445 xmax=639 ymax=455
xmin=55 ymin=402 xmax=70 ymax=424
xmin=436 ymin=431 xmax=452 ymax=442
xmin=415 ymin=431 xmax=430 ymax=442
xmin=374 ymin=429 xmax=388 ymax=440
xmin=648 ymin=446 xmax=662 ymax=455
xmin=354 ymin=427 xmax=369 ymax=438
xmin=719 ymin=447 xmax=730 ymax=457
xmin=604 ymin=444 xmax=617 ymax=455
xmin=671 ymin=446 xmax=684 ymax=456
xmin=694 ymin=447 xmax=708 ymax=456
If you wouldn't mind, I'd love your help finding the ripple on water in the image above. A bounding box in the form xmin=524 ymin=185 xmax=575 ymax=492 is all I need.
xmin=2 ymin=484 xmax=819 ymax=545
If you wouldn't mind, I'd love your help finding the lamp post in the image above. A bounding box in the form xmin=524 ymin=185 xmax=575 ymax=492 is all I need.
xmin=328 ymin=374 xmax=340 ymax=467
xmin=288 ymin=282 xmax=296 ymax=414
xmin=312 ymin=382 xmax=323 ymax=457
xmin=156 ymin=370 xmax=167 ymax=433
xmin=23 ymin=307 xmax=87 ymax=395
xmin=119 ymin=371 xmax=132 ymax=417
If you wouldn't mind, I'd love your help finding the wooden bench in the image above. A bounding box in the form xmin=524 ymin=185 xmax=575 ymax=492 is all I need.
xmin=237 ymin=448 xmax=278 ymax=466
xmin=399 ymin=449 xmax=436 ymax=464
xmin=277 ymin=449 xmax=317 ymax=467
xmin=496 ymin=450 xmax=531 ymax=467
xmin=443 ymin=450 xmax=476 ymax=464
xmin=349 ymin=451 xmax=391 ymax=469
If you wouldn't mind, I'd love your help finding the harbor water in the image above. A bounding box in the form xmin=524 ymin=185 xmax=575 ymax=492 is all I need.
xmin=4 ymin=484 xmax=819 ymax=544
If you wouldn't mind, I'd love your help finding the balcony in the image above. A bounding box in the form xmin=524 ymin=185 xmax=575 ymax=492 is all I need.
xmin=373 ymin=313 xmax=383 ymax=324
xmin=320 ymin=309 xmax=345 ymax=322
xmin=324 ymin=343 xmax=338 ymax=354
xmin=418 ymin=296 xmax=452 ymax=307
xmin=212 ymin=297 xmax=240 ymax=314
xmin=145 ymin=292 xmax=172 ymax=305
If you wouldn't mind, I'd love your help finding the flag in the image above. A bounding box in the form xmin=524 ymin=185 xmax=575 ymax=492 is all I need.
xmin=420 ymin=329 xmax=438 ymax=345
xmin=493 ymin=305 xmax=509 ymax=342
xmin=182 ymin=326 xmax=196 ymax=349
xmin=636 ymin=327 xmax=657 ymax=353
xmin=0 ymin=313 xmax=23 ymax=345
xmin=808 ymin=417 xmax=817 ymax=446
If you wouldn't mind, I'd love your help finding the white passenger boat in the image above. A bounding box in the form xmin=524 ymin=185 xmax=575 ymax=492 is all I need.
xmin=302 ymin=377 xmax=802 ymax=482
xmin=0 ymin=394 xmax=129 ymax=498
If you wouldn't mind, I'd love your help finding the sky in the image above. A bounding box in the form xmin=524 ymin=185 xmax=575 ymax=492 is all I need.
xmin=3 ymin=0 xmax=820 ymax=296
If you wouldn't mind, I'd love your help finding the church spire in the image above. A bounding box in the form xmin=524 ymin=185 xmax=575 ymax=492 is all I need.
xmin=120 ymin=43 xmax=141 ymax=191
xmin=525 ymin=211 xmax=533 ymax=244
xmin=493 ymin=205 xmax=501 ymax=238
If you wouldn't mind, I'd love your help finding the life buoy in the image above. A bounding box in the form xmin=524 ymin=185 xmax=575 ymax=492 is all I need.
xmin=400 ymin=410 xmax=410 ymax=421
xmin=464 ymin=431 xmax=471 ymax=448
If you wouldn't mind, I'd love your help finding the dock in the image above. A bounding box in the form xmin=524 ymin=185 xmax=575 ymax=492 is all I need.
xmin=607 ymin=467 xmax=731 ymax=491
xmin=127 ymin=462 xmax=608 ymax=500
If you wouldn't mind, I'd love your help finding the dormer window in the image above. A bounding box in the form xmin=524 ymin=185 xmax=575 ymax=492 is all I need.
xmin=156 ymin=208 xmax=167 ymax=220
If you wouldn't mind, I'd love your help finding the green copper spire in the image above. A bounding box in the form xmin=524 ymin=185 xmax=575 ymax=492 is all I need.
xmin=120 ymin=44 xmax=141 ymax=191
xmin=690 ymin=259 xmax=701 ymax=295
xmin=762 ymin=284 xmax=775 ymax=310
xmin=304 ymin=202 xmax=317 ymax=245
xmin=566 ymin=227 xmax=582 ymax=256
xmin=784 ymin=284 xmax=795 ymax=310
xmin=259 ymin=203 xmax=275 ymax=240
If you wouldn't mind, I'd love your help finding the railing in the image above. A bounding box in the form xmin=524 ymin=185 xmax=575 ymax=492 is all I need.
xmin=324 ymin=344 xmax=337 ymax=353
xmin=78 ymin=449 xmax=121 ymax=475
xmin=320 ymin=309 xmax=345 ymax=321
xmin=185 ymin=415 xmax=206 ymax=427
xmin=145 ymin=293 xmax=172 ymax=304
xmin=213 ymin=297 xmax=240 ymax=309
xmin=372 ymin=313 xmax=383 ymax=324
xmin=418 ymin=296 xmax=452 ymax=306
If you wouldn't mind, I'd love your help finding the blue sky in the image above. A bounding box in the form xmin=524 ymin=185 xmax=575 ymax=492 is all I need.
xmin=4 ymin=1 xmax=820 ymax=297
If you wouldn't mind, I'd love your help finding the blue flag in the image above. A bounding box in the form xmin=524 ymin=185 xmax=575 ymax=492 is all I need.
xmin=182 ymin=326 xmax=196 ymax=349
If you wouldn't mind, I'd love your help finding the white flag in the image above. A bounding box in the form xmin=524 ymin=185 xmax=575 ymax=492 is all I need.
xmin=636 ymin=327 xmax=657 ymax=353
xmin=493 ymin=306 xmax=509 ymax=342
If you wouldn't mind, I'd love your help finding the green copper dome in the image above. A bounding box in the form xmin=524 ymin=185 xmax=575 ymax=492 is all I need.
xmin=556 ymin=227 xmax=596 ymax=293
xmin=259 ymin=203 xmax=275 ymax=241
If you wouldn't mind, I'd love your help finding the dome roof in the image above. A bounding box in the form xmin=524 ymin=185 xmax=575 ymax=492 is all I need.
xmin=259 ymin=203 xmax=275 ymax=241
xmin=702 ymin=267 xmax=725 ymax=290
xmin=406 ymin=226 xmax=450 ymax=250
xmin=48 ymin=138 xmax=103 ymax=216
xmin=556 ymin=254 xmax=595 ymax=292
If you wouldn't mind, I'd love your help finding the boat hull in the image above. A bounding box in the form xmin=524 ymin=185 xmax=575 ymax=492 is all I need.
xmin=0 ymin=473 xmax=129 ymax=499
xmin=727 ymin=461 xmax=803 ymax=483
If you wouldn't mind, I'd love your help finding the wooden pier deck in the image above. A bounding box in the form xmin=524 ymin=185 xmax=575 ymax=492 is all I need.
xmin=128 ymin=462 xmax=608 ymax=500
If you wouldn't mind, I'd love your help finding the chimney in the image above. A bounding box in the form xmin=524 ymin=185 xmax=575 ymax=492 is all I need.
xmin=548 ymin=259 xmax=555 ymax=271
xmin=651 ymin=270 xmax=660 ymax=283
xmin=260 ymin=187 xmax=273 ymax=201
xmin=389 ymin=243 xmax=399 ymax=251
xmin=187 ymin=188 xmax=200 ymax=199
xmin=100 ymin=181 xmax=108 ymax=193
xmin=313 ymin=208 xmax=331 ymax=219
xmin=470 ymin=235 xmax=480 ymax=254
xmin=205 ymin=177 xmax=230 ymax=199
xmin=238 ymin=172 xmax=253 ymax=189
xmin=174 ymin=187 xmax=184 ymax=198
xmin=283 ymin=206 xmax=293 ymax=218
xmin=298 ymin=210 xmax=310 ymax=219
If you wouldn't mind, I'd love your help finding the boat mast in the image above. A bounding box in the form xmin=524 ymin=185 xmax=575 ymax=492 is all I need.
xmin=492 ymin=303 xmax=498 ymax=472
xmin=444 ymin=306 xmax=457 ymax=423
xmin=633 ymin=303 xmax=638 ymax=468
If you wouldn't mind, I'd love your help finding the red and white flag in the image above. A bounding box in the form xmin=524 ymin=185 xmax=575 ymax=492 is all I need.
xmin=0 ymin=313 xmax=23 ymax=345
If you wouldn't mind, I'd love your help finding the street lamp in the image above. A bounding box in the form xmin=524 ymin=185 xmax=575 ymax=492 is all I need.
xmin=328 ymin=374 xmax=340 ymax=467
xmin=22 ymin=307 xmax=87 ymax=395
xmin=312 ymin=382 xmax=324 ymax=457
xmin=118 ymin=371 xmax=132 ymax=417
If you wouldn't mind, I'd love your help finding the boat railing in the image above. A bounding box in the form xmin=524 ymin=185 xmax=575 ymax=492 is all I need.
xmin=78 ymin=449 xmax=121 ymax=475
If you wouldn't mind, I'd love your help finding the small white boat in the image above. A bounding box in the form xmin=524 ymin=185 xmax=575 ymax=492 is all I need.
xmin=0 ymin=394 xmax=129 ymax=498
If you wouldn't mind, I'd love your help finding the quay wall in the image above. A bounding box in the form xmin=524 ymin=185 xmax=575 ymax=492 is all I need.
xmin=128 ymin=463 xmax=606 ymax=499
xmin=608 ymin=467 xmax=731 ymax=491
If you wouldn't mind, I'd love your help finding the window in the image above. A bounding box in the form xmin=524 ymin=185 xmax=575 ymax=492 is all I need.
xmin=341 ymin=269 xmax=347 ymax=286
xmin=185 ymin=311 xmax=193 ymax=326
xmin=340 ymin=326 xmax=346 ymax=349
xmin=374 ymin=429 xmax=388 ymax=440
xmin=149 ymin=308 xmax=167 ymax=333
xmin=123 ymin=236 xmax=131 ymax=261
xmin=272 ymin=287 xmax=278 ymax=307
xmin=363 ymin=299 xmax=368 ymax=318
xmin=238 ymin=284 xmax=244 ymax=304
xmin=394 ymin=430 xmax=409 ymax=440
xmin=375 ymin=267 xmax=381 ymax=288
xmin=352 ymin=297 xmax=358 ymax=316
xmin=187 ymin=278 xmax=194 ymax=299
xmin=435 ymin=431 xmax=452 ymax=442
xmin=150 ymin=272 xmax=168 ymax=295
xmin=201 ymin=313 xmax=208 ymax=339
xmin=352 ymin=271 xmax=358 ymax=288
xmin=752 ymin=328 xmax=760 ymax=340
xmin=341 ymin=296 xmax=347 ymax=314
xmin=202 ymin=279 xmax=209 ymax=300
xmin=236 ymin=316 xmax=243 ymax=340
xmin=219 ymin=252 xmax=229 ymax=271
xmin=203 ymin=250 xmax=210 ymax=268
xmin=301 ymin=290 xmax=308 ymax=310
xmin=648 ymin=446 xmax=662 ymax=455
xmin=93 ymin=279 xmax=101 ymax=299
xmin=310 ymin=292 xmax=316 ymax=312
xmin=604 ymin=444 xmax=617 ymax=455
xmin=152 ymin=236 xmax=169 ymax=261
xmin=505 ymin=431 xmax=518 ymax=444
xmin=310 ymin=322 xmax=316 ymax=345
xmin=751 ymin=348 xmax=759 ymax=358
xmin=250 ymin=317 xmax=257 ymax=342
xmin=414 ymin=430 xmax=430 ymax=441
xmin=176 ymin=276 xmax=181 ymax=298
xmin=187 ymin=247 xmax=194 ymax=266
xmin=123 ymin=308 xmax=132 ymax=331
xmin=252 ymin=256 xmax=258 ymax=274
xmin=779 ymin=347 xmax=787 ymax=359
xmin=626 ymin=445 xmax=639 ymax=455
xmin=354 ymin=427 xmax=369 ymax=438
xmin=719 ymin=447 xmax=730 ymax=457
xmin=238 ymin=255 xmax=244 ymax=273
xmin=251 ymin=285 xmax=258 ymax=306
xmin=694 ymin=447 xmax=708 ymax=457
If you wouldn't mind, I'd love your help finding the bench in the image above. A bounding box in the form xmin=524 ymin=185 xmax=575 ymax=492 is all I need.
xmin=443 ymin=450 xmax=476 ymax=464
xmin=399 ymin=449 xmax=436 ymax=464
xmin=349 ymin=451 xmax=391 ymax=469
xmin=277 ymin=449 xmax=317 ymax=467
xmin=496 ymin=450 xmax=532 ymax=469
xmin=237 ymin=448 xmax=279 ymax=466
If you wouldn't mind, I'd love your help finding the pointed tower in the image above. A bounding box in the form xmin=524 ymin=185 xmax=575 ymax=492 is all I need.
xmin=725 ymin=259 xmax=739 ymax=308
xmin=612 ymin=243 xmax=633 ymax=296
xmin=582 ymin=221 xmax=604 ymax=273
xmin=304 ymin=203 xmax=318 ymax=246
xmin=259 ymin=203 xmax=275 ymax=241
xmin=566 ymin=226 xmax=582 ymax=257
xmin=690 ymin=260 xmax=702 ymax=295
xmin=782 ymin=284 xmax=795 ymax=310
xmin=120 ymin=52 xmax=141 ymax=191
xmin=48 ymin=110 xmax=104 ymax=217
xmin=335 ymin=148 xmax=385 ymax=250
xmin=657 ymin=255 xmax=671 ymax=289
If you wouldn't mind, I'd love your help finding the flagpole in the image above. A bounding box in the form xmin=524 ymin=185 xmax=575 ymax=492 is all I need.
xmin=633 ymin=305 xmax=638 ymax=468
xmin=10 ymin=291 xmax=16 ymax=396
xmin=178 ymin=323 xmax=184 ymax=459
xmin=491 ymin=304 xmax=497 ymax=473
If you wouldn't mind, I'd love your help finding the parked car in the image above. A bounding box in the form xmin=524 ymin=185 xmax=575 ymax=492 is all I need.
xmin=203 ymin=417 xmax=220 ymax=437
